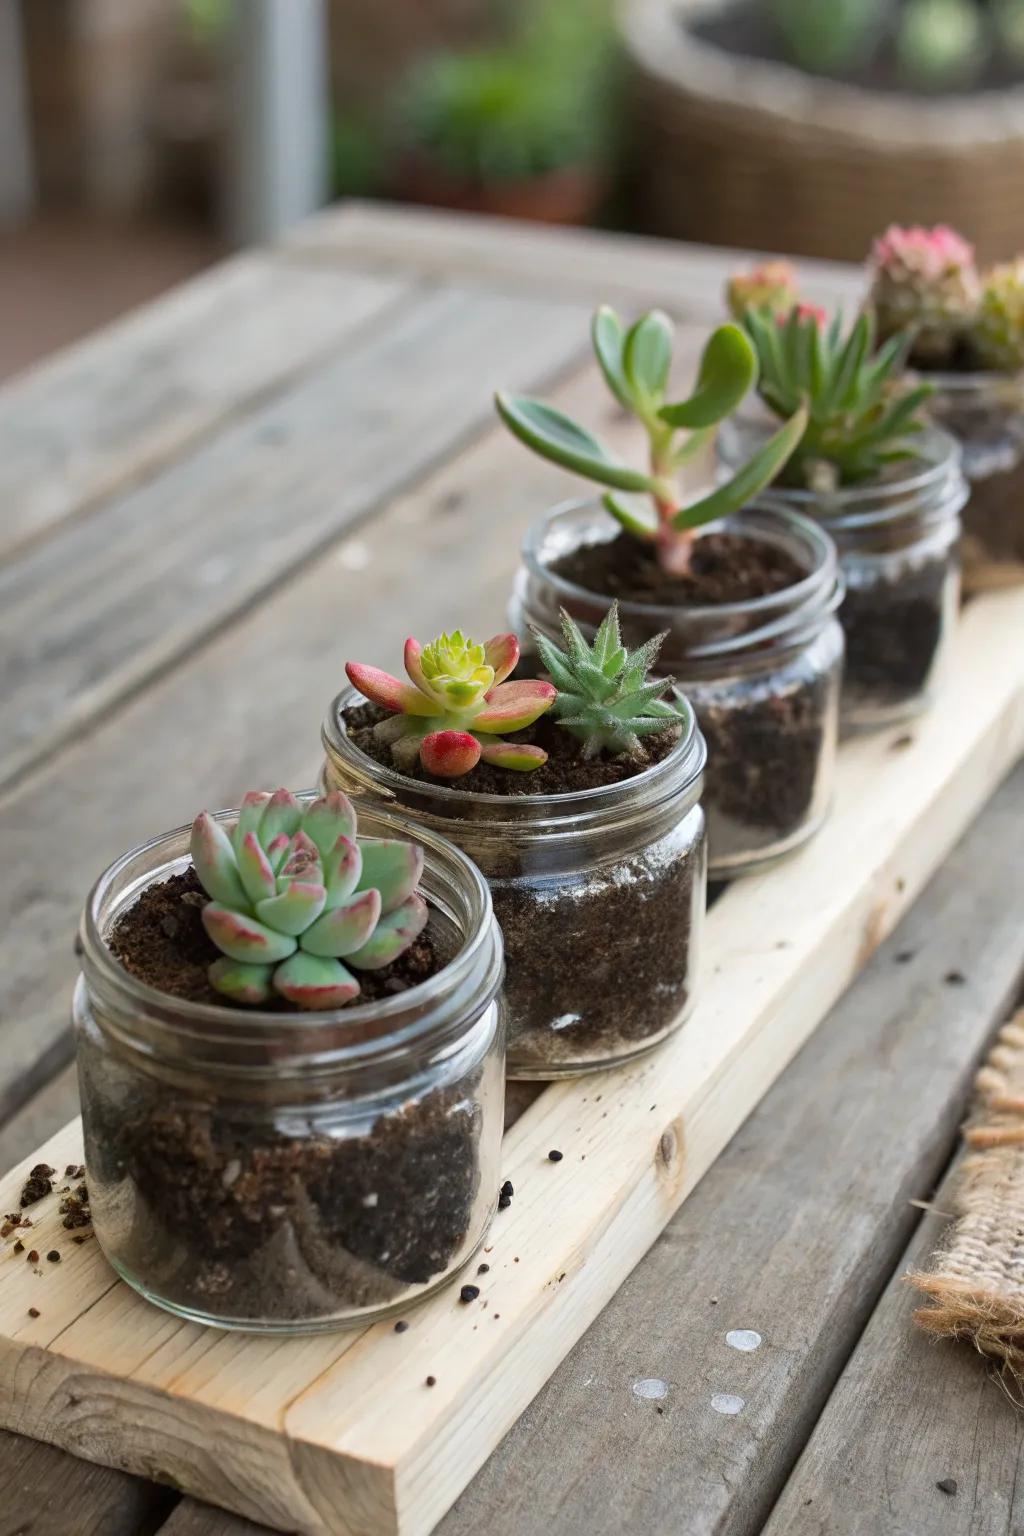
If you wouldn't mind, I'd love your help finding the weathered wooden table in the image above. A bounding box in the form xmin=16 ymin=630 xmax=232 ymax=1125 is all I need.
xmin=2 ymin=203 xmax=1023 ymax=1536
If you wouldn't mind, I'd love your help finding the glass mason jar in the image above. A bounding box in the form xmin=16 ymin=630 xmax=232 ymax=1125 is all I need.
xmin=322 ymin=693 xmax=707 ymax=1079
xmin=74 ymin=799 xmax=505 ymax=1334
xmin=721 ymin=419 xmax=967 ymax=731
xmin=509 ymin=500 xmax=844 ymax=880
xmin=923 ymin=370 xmax=1024 ymax=574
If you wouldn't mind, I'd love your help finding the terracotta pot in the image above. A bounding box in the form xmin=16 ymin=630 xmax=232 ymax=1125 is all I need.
xmin=393 ymin=157 xmax=605 ymax=226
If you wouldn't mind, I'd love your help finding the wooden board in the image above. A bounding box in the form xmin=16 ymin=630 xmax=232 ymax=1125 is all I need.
xmin=2 ymin=586 xmax=1024 ymax=1536
xmin=438 ymin=762 xmax=1024 ymax=1536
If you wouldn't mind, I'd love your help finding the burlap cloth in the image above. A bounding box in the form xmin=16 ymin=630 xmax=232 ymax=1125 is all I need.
xmin=910 ymin=1010 xmax=1024 ymax=1377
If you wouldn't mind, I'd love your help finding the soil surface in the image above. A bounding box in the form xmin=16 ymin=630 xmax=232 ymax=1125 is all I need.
xmin=345 ymin=703 xmax=681 ymax=796
xmin=109 ymin=866 xmax=443 ymax=1010
xmin=691 ymin=4 xmax=1024 ymax=95
xmin=841 ymin=555 xmax=953 ymax=711
xmin=550 ymin=530 xmax=804 ymax=607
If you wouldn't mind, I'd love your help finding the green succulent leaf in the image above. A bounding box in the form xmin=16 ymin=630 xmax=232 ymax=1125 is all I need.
xmin=494 ymin=392 xmax=655 ymax=493
xmin=601 ymin=490 xmax=659 ymax=540
xmin=673 ymin=403 xmax=809 ymax=530
xmin=592 ymin=305 xmax=634 ymax=410
xmin=658 ymin=324 xmax=758 ymax=430
xmin=623 ymin=310 xmax=674 ymax=405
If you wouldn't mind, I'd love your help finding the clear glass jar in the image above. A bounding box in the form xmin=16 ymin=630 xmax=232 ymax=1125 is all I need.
xmin=923 ymin=370 xmax=1024 ymax=572
xmin=509 ymin=499 xmax=844 ymax=880
xmin=721 ymin=419 xmax=967 ymax=731
xmin=74 ymin=799 xmax=505 ymax=1334
xmin=322 ymin=694 xmax=707 ymax=1079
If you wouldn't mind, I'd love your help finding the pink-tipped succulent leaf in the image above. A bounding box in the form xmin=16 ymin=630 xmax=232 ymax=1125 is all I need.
xmin=189 ymin=791 xmax=429 ymax=1010
xmin=346 ymin=628 xmax=555 ymax=778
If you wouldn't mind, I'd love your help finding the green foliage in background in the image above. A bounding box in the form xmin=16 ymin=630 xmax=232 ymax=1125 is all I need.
xmin=896 ymin=0 xmax=987 ymax=89
xmin=769 ymin=0 xmax=884 ymax=75
xmin=401 ymin=0 xmax=618 ymax=183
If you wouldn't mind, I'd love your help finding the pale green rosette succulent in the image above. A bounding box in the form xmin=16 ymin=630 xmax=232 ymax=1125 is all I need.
xmin=190 ymin=789 xmax=427 ymax=1009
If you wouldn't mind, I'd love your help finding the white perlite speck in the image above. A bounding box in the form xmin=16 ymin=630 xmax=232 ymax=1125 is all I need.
xmin=710 ymin=1393 xmax=746 ymax=1415
xmin=632 ymin=1378 xmax=669 ymax=1401
xmin=726 ymin=1329 xmax=762 ymax=1352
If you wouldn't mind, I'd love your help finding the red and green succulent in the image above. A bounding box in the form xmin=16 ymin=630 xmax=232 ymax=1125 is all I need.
xmin=190 ymin=789 xmax=426 ymax=1009
xmin=346 ymin=629 xmax=556 ymax=779
xmin=495 ymin=305 xmax=807 ymax=576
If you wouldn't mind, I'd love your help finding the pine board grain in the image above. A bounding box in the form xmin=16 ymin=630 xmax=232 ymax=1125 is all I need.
xmin=1 ymin=586 xmax=1023 ymax=1536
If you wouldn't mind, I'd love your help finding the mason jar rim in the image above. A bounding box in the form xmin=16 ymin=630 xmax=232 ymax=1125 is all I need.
xmin=521 ymin=495 xmax=839 ymax=626
xmin=80 ymin=794 xmax=501 ymax=1070
xmin=322 ymin=683 xmax=706 ymax=834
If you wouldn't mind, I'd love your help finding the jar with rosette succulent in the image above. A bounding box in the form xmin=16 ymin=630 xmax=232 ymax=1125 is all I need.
xmin=491 ymin=301 xmax=843 ymax=878
xmin=866 ymin=224 xmax=1024 ymax=584
xmin=74 ymin=789 xmax=505 ymax=1331
xmin=322 ymin=615 xmax=707 ymax=1077
xmin=721 ymin=289 xmax=968 ymax=730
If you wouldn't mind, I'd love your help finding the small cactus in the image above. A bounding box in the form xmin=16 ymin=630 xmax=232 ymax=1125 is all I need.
xmin=897 ymin=0 xmax=987 ymax=92
xmin=346 ymin=630 xmax=556 ymax=778
xmin=191 ymin=789 xmax=427 ymax=1008
xmin=972 ymin=260 xmax=1024 ymax=372
xmin=726 ymin=261 xmax=800 ymax=324
xmin=534 ymin=603 xmax=683 ymax=760
xmin=867 ymin=223 xmax=980 ymax=363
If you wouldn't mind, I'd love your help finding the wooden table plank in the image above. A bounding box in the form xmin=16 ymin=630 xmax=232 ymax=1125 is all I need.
xmin=284 ymin=202 xmax=863 ymax=318
xmin=763 ymin=1154 xmax=1024 ymax=1536
xmin=0 ymin=255 xmax=408 ymax=564
xmin=0 ymin=357 xmax=632 ymax=1128
xmin=435 ymin=763 xmax=1024 ymax=1536
xmin=0 ymin=1428 xmax=176 ymax=1536
xmin=0 ymin=281 xmax=589 ymax=796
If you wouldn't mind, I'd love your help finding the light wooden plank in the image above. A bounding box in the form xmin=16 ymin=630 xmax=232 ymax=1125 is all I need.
xmin=0 ymin=280 xmax=588 ymax=795
xmin=438 ymin=763 xmax=1024 ymax=1536
xmin=0 ymin=254 xmax=408 ymax=563
xmin=0 ymin=1427 xmax=176 ymax=1536
xmin=283 ymin=201 xmax=865 ymax=317
xmin=763 ymin=1151 xmax=1024 ymax=1536
xmin=0 ymin=358 xmax=646 ymax=1145
xmin=1 ymin=586 xmax=1023 ymax=1536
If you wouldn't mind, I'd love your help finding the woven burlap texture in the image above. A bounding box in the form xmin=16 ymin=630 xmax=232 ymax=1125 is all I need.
xmin=910 ymin=1010 xmax=1024 ymax=1376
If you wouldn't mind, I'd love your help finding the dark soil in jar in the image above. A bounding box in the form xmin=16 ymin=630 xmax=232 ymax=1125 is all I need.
xmin=548 ymin=529 xmax=804 ymax=607
xmin=692 ymin=656 xmax=832 ymax=845
xmin=840 ymin=553 xmax=952 ymax=710
xmin=341 ymin=706 xmax=700 ymax=1071
xmin=496 ymin=832 xmax=699 ymax=1072
xmin=344 ymin=704 xmax=681 ymax=796
xmin=539 ymin=528 xmax=830 ymax=848
xmin=90 ymin=870 xmax=485 ymax=1320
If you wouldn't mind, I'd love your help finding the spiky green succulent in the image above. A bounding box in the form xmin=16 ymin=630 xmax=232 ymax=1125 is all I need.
xmin=533 ymin=603 xmax=682 ymax=760
xmin=867 ymin=223 xmax=980 ymax=363
xmin=346 ymin=630 xmax=556 ymax=778
xmin=190 ymin=789 xmax=426 ymax=1009
xmin=972 ymin=260 xmax=1024 ymax=372
xmin=495 ymin=305 xmax=807 ymax=576
xmin=742 ymin=305 xmax=932 ymax=490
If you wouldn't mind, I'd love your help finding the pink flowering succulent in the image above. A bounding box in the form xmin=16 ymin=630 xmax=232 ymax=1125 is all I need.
xmin=346 ymin=629 xmax=556 ymax=778
xmin=867 ymin=223 xmax=980 ymax=362
xmin=726 ymin=260 xmax=801 ymax=322
xmin=191 ymin=789 xmax=426 ymax=1009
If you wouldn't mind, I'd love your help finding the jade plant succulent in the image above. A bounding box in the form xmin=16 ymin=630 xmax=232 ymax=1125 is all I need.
xmin=191 ymin=789 xmax=426 ymax=1008
xmin=534 ymin=602 xmax=682 ymax=759
xmin=741 ymin=304 xmax=932 ymax=490
xmin=495 ymin=306 xmax=808 ymax=575
xmin=346 ymin=630 xmax=556 ymax=778
xmin=867 ymin=224 xmax=981 ymax=363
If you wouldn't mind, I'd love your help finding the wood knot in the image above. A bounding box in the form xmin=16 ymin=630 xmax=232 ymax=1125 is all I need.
xmin=656 ymin=1119 xmax=685 ymax=1180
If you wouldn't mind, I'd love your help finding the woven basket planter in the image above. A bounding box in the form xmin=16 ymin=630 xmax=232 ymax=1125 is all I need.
xmin=623 ymin=0 xmax=1024 ymax=264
